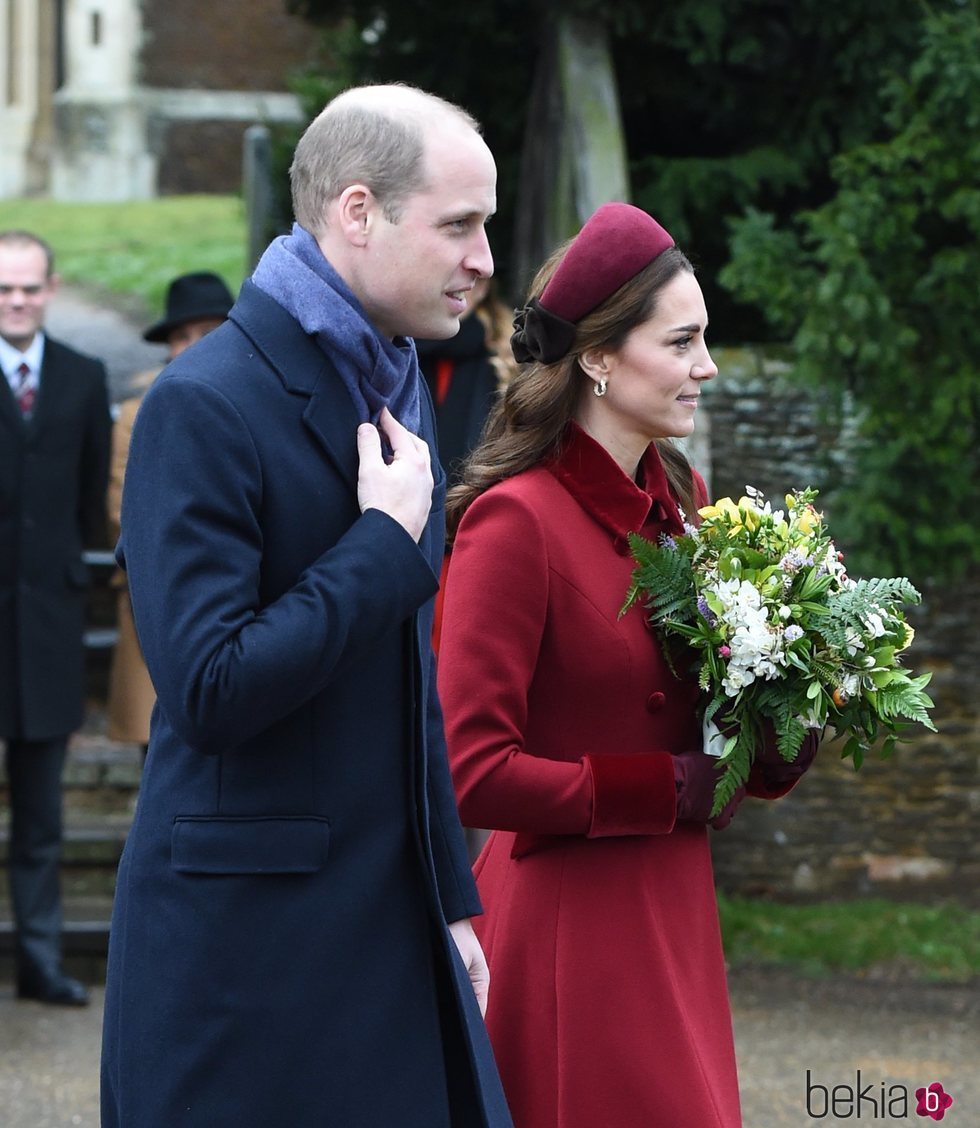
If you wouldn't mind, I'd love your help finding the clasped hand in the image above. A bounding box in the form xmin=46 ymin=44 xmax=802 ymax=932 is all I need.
xmin=356 ymin=407 xmax=433 ymax=542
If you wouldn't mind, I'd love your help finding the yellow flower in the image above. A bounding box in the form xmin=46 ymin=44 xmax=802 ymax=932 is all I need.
xmin=796 ymin=507 xmax=819 ymax=536
xmin=698 ymin=497 xmax=741 ymax=522
xmin=737 ymin=496 xmax=761 ymax=532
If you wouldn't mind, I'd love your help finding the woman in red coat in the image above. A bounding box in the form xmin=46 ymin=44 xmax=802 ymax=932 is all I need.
xmin=437 ymin=203 xmax=817 ymax=1128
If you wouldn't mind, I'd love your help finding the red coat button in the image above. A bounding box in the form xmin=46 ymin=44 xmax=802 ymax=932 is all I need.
xmin=613 ymin=535 xmax=630 ymax=556
xmin=646 ymin=691 xmax=666 ymax=712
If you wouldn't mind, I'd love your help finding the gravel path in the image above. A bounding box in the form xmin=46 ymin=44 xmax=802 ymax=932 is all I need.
xmin=46 ymin=285 xmax=166 ymax=402
xmin=1 ymin=968 xmax=975 ymax=1126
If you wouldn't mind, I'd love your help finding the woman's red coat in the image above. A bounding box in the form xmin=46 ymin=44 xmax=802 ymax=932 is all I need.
xmin=439 ymin=425 xmax=745 ymax=1128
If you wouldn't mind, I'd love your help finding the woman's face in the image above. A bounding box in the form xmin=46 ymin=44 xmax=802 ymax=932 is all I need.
xmin=576 ymin=270 xmax=716 ymax=460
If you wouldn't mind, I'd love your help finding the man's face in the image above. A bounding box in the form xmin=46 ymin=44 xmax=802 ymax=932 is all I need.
xmin=0 ymin=243 xmax=57 ymax=351
xmin=356 ymin=126 xmax=497 ymax=341
xmin=167 ymin=316 xmax=226 ymax=360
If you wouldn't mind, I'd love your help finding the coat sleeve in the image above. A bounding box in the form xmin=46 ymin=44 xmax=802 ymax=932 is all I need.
xmin=439 ymin=488 xmax=676 ymax=842
xmin=424 ymin=666 xmax=482 ymax=922
xmin=120 ymin=374 xmax=439 ymax=751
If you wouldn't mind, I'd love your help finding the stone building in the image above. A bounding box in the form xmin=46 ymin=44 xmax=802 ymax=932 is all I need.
xmin=0 ymin=0 xmax=315 ymax=200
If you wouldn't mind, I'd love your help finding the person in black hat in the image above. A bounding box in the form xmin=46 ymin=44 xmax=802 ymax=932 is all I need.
xmin=142 ymin=270 xmax=235 ymax=350
xmin=106 ymin=272 xmax=234 ymax=753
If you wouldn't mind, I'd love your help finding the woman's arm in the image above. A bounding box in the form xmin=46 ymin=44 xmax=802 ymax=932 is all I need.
xmin=439 ymin=488 xmax=676 ymax=840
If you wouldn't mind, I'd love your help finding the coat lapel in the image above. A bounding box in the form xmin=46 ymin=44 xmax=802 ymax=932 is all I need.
xmin=0 ymin=377 xmax=23 ymax=434
xmin=303 ymin=373 xmax=360 ymax=491
xmin=231 ymin=280 xmax=361 ymax=488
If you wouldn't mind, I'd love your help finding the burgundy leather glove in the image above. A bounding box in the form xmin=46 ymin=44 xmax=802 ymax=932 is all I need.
xmin=753 ymin=728 xmax=820 ymax=789
xmin=672 ymin=752 xmax=746 ymax=830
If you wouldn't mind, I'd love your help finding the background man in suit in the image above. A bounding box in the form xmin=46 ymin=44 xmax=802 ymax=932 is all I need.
xmin=0 ymin=230 xmax=111 ymax=1006
xmin=101 ymin=85 xmax=512 ymax=1126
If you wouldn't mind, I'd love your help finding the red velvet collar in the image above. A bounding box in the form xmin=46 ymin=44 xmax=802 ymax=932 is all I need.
xmin=546 ymin=422 xmax=685 ymax=539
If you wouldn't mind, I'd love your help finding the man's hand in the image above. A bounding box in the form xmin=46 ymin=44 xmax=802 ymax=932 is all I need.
xmin=356 ymin=407 xmax=433 ymax=542
xmin=448 ymin=918 xmax=490 ymax=1017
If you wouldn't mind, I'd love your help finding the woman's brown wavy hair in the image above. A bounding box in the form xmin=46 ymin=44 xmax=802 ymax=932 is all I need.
xmin=446 ymin=240 xmax=699 ymax=542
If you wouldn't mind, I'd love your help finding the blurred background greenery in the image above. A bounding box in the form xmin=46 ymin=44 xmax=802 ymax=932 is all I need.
xmin=718 ymin=895 xmax=980 ymax=983
xmin=2 ymin=196 xmax=247 ymax=319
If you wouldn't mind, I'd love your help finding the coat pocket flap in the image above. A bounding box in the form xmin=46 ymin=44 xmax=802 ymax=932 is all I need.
xmin=172 ymin=816 xmax=330 ymax=874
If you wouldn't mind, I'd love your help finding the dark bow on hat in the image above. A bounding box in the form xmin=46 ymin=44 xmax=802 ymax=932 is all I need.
xmin=510 ymin=298 xmax=578 ymax=365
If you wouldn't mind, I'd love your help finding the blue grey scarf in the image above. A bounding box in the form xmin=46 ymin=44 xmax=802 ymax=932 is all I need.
xmin=252 ymin=223 xmax=421 ymax=434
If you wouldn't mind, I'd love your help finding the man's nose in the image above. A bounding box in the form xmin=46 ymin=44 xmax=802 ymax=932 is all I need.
xmin=465 ymin=228 xmax=494 ymax=279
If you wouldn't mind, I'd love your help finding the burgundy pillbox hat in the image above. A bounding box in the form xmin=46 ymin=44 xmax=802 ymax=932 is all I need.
xmin=511 ymin=202 xmax=675 ymax=365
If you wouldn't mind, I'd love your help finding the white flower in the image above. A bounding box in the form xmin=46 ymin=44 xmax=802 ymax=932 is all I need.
xmin=710 ymin=577 xmax=788 ymax=695
xmin=863 ymin=611 xmax=886 ymax=638
xmin=798 ymin=705 xmax=824 ymax=729
xmin=844 ymin=627 xmax=865 ymax=656
xmin=722 ymin=666 xmax=752 ymax=697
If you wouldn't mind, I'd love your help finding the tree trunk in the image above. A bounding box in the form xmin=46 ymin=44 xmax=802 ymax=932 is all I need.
xmin=511 ymin=15 xmax=629 ymax=302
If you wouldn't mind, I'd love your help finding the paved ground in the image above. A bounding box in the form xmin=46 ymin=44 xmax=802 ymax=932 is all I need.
xmin=47 ymin=285 xmax=165 ymax=401
xmin=1 ymin=968 xmax=975 ymax=1126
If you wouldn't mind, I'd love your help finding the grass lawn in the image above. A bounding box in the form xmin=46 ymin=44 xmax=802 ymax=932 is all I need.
xmin=718 ymin=894 xmax=980 ymax=983
xmin=1 ymin=195 xmax=248 ymax=319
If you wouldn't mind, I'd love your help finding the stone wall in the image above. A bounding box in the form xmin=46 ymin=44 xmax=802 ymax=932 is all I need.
xmin=700 ymin=349 xmax=979 ymax=905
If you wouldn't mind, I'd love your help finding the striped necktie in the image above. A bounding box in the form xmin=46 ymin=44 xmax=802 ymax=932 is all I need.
xmin=14 ymin=361 xmax=35 ymax=418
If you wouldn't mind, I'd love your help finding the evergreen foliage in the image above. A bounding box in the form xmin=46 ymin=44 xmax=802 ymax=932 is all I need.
xmin=282 ymin=0 xmax=924 ymax=331
xmin=720 ymin=7 xmax=980 ymax=580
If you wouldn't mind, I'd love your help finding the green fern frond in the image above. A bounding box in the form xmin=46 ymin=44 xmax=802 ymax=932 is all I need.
xmin=821 ymin=578 xmax=920 ymax=650
xmin=710 ymin=733 xmax=753 ymax=818
xmin=621 ymin=534 xmax=696 ymax=625
xmin=766 ymin=696 xmax=807 ymax=762
xmin=876 ymin=680 xmax=937 ymax=730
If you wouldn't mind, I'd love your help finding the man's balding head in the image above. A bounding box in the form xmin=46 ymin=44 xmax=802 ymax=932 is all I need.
xmin=290 ymin=84 xmax=483 ymax=236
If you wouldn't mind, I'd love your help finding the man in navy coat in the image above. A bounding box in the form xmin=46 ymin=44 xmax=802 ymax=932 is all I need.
xmin=0 ymin=230 xmax=111 ymax=1007
xmin=100 ymin=85 xmax=512 ymax=1126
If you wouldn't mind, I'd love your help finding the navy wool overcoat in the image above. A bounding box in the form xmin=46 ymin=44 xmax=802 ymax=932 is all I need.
xmin=100 ymin=281 xmax=512 ymax=1128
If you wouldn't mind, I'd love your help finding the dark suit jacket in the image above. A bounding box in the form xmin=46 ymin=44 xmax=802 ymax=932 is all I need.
xmin=0 ymin=335 xmax=111 ymax=740
xmin=100 ymin=282 xmax=512 ymax=1127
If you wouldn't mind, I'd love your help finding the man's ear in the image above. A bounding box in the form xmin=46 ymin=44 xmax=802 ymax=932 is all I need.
xmin=578 ymin=348 xmax=612 ymax=381
xmin=335 ymin=185 xmax=376 ymax=247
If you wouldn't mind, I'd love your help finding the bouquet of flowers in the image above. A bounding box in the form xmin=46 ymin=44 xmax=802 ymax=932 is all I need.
xmin=622 ymin=487 xmax=936 ymax=816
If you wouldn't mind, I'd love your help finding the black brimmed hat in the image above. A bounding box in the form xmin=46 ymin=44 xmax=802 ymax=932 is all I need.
xmin=143 ymin=271 xmax=234 ymax=342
